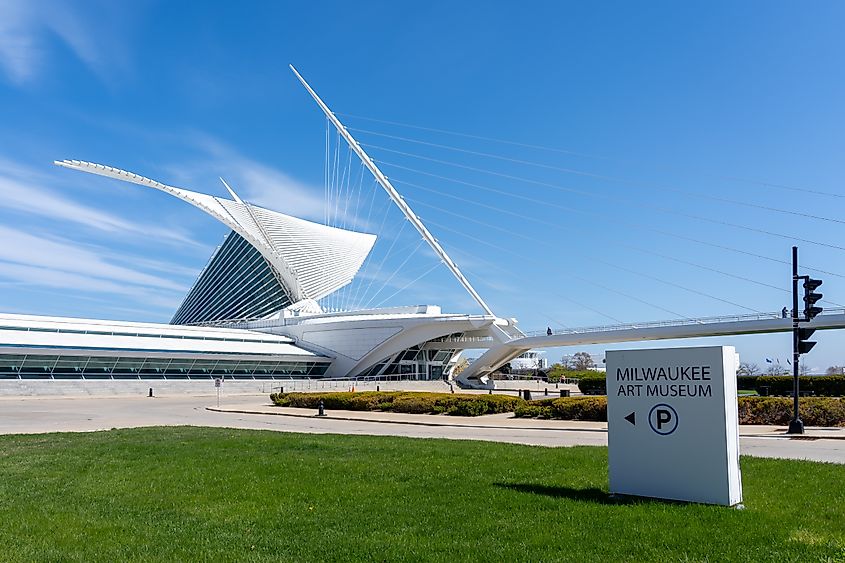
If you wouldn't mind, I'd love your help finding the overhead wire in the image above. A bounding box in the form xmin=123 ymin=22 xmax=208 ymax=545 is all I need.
xmin=412 ymin=203 xmax=690 ymax=318
xmin=442 ymin=248 xmax=577 ymax=329
xmin=356 ymin=219 xmax=412 ymax=308
xmin=405 ymin=195 xmax=761 ymax=315
xmin=328 ymin=114 xmax=844 ymax=319
xmin=348 ymin=181 xmax=394 ymax=309
xmin=339 ymin=112 xmax=845 ymax=200
xmin=372 ymin=261 xmax=442 ymax=309
xmin=392 ymin=176 xmax=845 ymax=308
xmin=379 ymin=161 xmax=845 ymax=266
xmin=383 ymin=161 xmax=845 ymax=277
xmin=421 ymin=216 xmax=667 ymax=322
xmin=368 ymin=145 xmax=845 ymax=252
xmin=353 ymin=128 xmax=845 ymax=226
xmin=336 ymin=163 xmax=367 ymax=311
xmin=363 ymin=239 xmax=426 ymax=309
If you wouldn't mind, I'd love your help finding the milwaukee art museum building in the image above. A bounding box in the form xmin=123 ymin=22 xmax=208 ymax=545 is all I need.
xmin=0 ymin=159 xmax=524 ymax=387
xmin=0 ymin=70 xmax=528 ymax=390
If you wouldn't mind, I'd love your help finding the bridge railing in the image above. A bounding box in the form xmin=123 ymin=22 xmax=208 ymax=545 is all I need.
xmin=525 ymin=308 xmax=845 ymax=337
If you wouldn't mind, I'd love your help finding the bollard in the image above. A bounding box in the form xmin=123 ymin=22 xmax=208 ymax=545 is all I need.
xmin=148 ymin=388 xmax=153 ymax=398
xmin=544 ymin=388 xmax=548 ymax=396
xmin=523 ymin=389 xmax=532 ymax=400
xmin=377 ymin=385 xmax=380 ymax=392
xmin=560 ymin=389 xmax=570 ymax=398
xmin=317 ymin=400 xmax=326 ymax=417
xmin=489 ymin=389 xmax=493 ymax=395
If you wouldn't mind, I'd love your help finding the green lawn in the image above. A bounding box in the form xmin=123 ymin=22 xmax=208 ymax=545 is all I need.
xmin=0 ymin=428 xmax=842 ymax=562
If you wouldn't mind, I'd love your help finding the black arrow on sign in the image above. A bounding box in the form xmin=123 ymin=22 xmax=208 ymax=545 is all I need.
xmin=624 ymin=412 xmax=636 ymax=426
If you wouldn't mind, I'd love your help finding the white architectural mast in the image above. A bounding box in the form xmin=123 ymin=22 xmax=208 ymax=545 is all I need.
xmin=290 ymin=64 xmax=496 ymax=318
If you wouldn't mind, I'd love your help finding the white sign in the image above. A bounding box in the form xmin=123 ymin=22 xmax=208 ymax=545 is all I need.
xmin=214 ymin=378 xmax=222 ymax=388
xmin=606 ymin=346 xmax=742 ymax=506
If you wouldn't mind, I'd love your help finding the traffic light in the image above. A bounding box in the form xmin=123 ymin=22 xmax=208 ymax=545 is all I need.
xmin=797 ymin=327 xmax=817 ymax=355
xmin=803 ymin=277 xmax=823 ymax=320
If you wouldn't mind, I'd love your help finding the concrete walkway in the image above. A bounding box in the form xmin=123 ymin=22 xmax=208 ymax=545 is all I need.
xmin=210 ymin=401 xmax=845 ymax=440
xmin=0 ymin=395 xmax=843 ymax=463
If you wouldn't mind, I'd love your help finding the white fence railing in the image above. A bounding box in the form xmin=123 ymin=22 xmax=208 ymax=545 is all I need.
xmin=525 ymin=308 xmax=845 ymax=337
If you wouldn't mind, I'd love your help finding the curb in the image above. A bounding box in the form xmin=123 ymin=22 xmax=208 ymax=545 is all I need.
xmin=205 ymin=406 xmax=608 ymax=432
xmin=206 ymin=406 xmax=845 ymax=438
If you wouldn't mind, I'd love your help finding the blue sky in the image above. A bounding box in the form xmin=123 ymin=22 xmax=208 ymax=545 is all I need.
xmin=1 ymin=1 xmax=844 ymax=371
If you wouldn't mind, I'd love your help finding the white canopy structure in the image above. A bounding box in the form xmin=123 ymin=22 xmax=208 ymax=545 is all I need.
xmin=54 ymin=159 xmax=377 ymax=324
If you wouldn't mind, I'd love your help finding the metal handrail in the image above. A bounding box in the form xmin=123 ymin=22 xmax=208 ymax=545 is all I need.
xmin=525 ymin=308 xmax=845 ymax=337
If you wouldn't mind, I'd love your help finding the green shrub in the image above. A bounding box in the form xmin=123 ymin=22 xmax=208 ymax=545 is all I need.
xmin=736 ymin=375 xmax=759 ymax=391
xmin=390 ymin=394 xmax=439 ymax=414
xmin=809 ymin=375 xmax=845 ymax=397
xmin=514 ymin=403 xmax=553 ymax=418
xmin=272 ymin=391 xmax=845 ymax=425
xmin=577 ymin=373 xmax=607 ymax=395
xmin=553 ymin=397 xmax=607 ymax=421
xmin=514 ymin=396 xmax=845 ymax=426
xmin=738 ymin=397 xmax=845 ymax=426
xmin=754 ymin=376 xmax=845 ymax=397
xmin=270 ymin=391 xmax=524 ymax=417
xmin=515 ymin=397 xmax=608 ymax=421
xmin=450 ymin=399 xmax=487 ymax=417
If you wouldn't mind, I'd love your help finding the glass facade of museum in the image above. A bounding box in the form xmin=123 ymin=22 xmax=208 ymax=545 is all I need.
xmin=0 ymin=353 xmax=329 ymax=380
xmin=171 ymin=231 xmax=293 ymax=326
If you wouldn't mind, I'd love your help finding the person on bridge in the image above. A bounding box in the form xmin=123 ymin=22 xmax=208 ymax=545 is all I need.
xmin=782 ymin=307 xmax=789 ymax=318
xmin=546 ymin=327 xmax=553 ymax=336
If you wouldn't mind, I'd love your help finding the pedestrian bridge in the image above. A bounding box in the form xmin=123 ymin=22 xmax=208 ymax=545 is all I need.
xmin=457 ymin=308 xmax=845 ymax=388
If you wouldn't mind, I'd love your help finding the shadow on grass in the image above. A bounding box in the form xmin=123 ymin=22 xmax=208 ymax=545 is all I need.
xmin=494 ymin=483 xmax=642 ymax=505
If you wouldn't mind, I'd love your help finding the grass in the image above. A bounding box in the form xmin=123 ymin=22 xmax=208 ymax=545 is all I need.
xmin=0 ymin=428 xmax=842 ymax=562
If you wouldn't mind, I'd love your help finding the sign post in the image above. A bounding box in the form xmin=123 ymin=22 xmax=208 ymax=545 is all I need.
xmin=214 ymin=377 xmax=222 ymax=407
xmin=606 ymin=346 xmax=742 ymax=506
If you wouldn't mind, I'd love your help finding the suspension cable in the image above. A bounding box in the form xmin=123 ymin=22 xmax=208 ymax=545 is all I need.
xmin=351 ymin=128 xmax=845 ymax=226
xmin=368 ymin=146 xmax=845 ymax=252
xmin=407 ymin=196 xmax=761 ymax=314
xmin=338 ymin=112 xmax=845 ymax=200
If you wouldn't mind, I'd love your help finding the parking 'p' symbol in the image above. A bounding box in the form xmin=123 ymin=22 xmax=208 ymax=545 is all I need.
xmin=648 ymin=403 xmax=678 ymax=435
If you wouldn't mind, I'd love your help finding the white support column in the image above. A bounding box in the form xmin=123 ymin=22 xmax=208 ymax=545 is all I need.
xmin=290 ymin=65 xmax=497 ymax=318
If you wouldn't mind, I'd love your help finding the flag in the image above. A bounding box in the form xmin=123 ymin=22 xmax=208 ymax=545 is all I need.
xmin=787 ymin=359 xmax=792 ymax=365
xmin=766 ymin=358 xmax=773 ymax=363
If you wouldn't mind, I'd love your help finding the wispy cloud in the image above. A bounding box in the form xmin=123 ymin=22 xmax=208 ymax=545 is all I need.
xmin=0 ymin=159 xmax=200 ymax=247
xmin=0 ymin=1 xmax=38 ymax=84
xmin=0 ymin=0 xmax=131 ymax=85
xmin=160 ymin=134 xmax=376 ymax=230
xmin=0 ymin=225 xmax=187 ymax=293
xmin=0 ymin=262 xmax=181 ymax=311
xmin=188 ymin=136 xmax=329 ymax=222
xmin=0 ymin=224 xmax=190 ymax=313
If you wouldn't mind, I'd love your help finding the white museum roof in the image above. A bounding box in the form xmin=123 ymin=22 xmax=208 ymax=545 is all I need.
xmin=0 ymin=313 xmax=320 ymax=358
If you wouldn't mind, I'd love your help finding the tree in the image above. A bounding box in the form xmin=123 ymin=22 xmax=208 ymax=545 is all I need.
xmin=737 ymin=362 xmax=760 ymax=376
xmin=564 ymin=351 xmax=596 ymax=371
xmin=546 ymin=363 xmax=569 ymax=383
xmin=765 ymin=363 xmax=789 ymax=376
xmin=826 ymin=366 xmax=845 ymax=375
xmin=451 ymin=358 xmax=469 ymax=377
xmin=799 ymin=363 xmax=811 ymax=376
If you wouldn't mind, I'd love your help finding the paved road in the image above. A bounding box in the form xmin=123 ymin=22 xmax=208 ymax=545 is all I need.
xmin=1 ymin=395 xmax=843 ymax=463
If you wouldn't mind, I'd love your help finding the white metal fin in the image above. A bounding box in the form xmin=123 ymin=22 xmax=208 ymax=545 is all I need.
xmin=289 ymin=65 xmax=497 ymax=318
xmin=219 ymin=177 xmax=243 ymax=203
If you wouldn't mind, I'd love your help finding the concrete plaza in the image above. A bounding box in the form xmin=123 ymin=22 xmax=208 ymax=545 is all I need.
xmin=0 ymin=393 xmax=843 ymax=464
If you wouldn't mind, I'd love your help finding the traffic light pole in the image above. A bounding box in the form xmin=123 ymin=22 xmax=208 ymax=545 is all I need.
xmin=788 ymin=246 xmax=804 ymax=434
